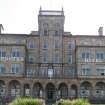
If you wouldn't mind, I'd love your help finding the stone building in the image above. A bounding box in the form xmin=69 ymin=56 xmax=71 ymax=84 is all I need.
xmin=0 ymin=8 xmax=105 ymax=102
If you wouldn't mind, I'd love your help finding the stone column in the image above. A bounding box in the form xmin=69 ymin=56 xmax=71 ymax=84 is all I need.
xmin=30 ymin=84 xmax=33 ymax=97
xmin=42 ymin=84 xmax=46 ymax=99
xmin=5 ymin=81 xmax=9 ymax=96
xmin=68 ymin=84 xmax=71 ymax=99
xmin=20 ymin=84 xmax=24 ymax=96
xmin=77 ymin=85 xmax=81 ymax=98
xmin=91 ymin=82 xmax=96 ymax=99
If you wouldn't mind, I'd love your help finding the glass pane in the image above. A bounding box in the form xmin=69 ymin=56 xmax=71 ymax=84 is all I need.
xmin=48 ymin=69 xmax=53 ymax=77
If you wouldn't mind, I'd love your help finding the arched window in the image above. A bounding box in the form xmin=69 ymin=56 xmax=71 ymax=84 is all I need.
xmin=27 ymin=40 xmax=36 ymax=49
xmin=43 ymin=23 xmax=49 ymax=36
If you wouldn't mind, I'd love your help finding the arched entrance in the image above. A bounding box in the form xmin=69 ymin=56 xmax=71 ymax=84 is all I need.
xmin=80 ymin=81 xmax=92 ymax=98
xmin=9 ymin=80 xmax=21 ymax=98
xmin=95 ymin=82 xmax=105 ymax=98
xmin=58 ymin=83 xmax=68 ymax=98
xmin=24 ymin=84 xmax=30 ymax=96
xmin=46 ymin=83 xmax=55 ymax=100
xmin=33 ymin=82 xmax=43 ymax=98
xmin=0 ymin=80 xmax=5 ymax=96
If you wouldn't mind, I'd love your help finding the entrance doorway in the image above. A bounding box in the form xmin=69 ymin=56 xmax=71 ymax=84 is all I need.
xmin=46 ymin=83 xmax=55 ymax=100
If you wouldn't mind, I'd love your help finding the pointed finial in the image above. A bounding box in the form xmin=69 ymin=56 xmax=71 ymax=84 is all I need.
xmin=62 ymin=7 xmax=63 ymax=11
xmin=61 ymin=7 xmax=64 ymax=15
xmin=40 ymin=6 xmax=42 ymax=11
xmin=0 ymin=24 xmax=4 ymax=34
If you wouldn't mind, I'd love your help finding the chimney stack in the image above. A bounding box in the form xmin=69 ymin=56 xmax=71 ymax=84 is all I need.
xmin=98 ymin=27 xmax=103 ymax=36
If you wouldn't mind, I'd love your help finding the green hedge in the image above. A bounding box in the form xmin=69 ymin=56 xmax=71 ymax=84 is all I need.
xmin=54 ymin=99 xmax=90 ymax=105
xmin=9 ymin=97 xmax=44 ymax=105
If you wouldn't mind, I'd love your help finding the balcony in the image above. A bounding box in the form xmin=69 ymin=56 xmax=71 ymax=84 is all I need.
xmin=26 ymin=74 xmax=76 ymax=79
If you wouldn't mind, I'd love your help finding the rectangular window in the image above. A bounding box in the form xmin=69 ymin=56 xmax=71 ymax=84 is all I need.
xmin=53 ymin=53 xmax=59 ymax=63
xmin=43 ymin=40 xmax=48 ymax=49
xmin=44 ymin=30 xmax=48 ymax=36
xmin=68 ymin=55 xmax=72 ymax=64
xmin=96 ymin=52 xmax=104 ymax=61
xmin=0 ymin=49 xmax=6 ymax=57
xmin=81 ymin=65 xmax=91 ymax=76
xmin=48 ymin=68 xmax=54 ymax=77
xmin=12 ymin=48 xmax=20 ymax=57
xmin=55 ymin=31 xmax=59 ymax=36
xmin=11 ymin=64 xmax=21 ymax=74
xmin=96 ymin=66 xmax=105 ymax=76
xmin=54 ymin=40 xmax=59 ymax=48
xmin=82 ymin=52 xmax=90 ymax=60
xmin=27 ymin=69 xmax=33 ymax=78
xmin=65 ymin=68 xmax=75 ymax=78
xmin=28 ymin=40 xmax=35 ymax=49
xmin=43 ymin=51 xmax=48 ymax=63
xmin=0 ymin=64 xmax=5 ymax=73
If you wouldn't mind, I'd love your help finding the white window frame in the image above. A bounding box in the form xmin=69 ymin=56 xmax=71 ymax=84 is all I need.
xmin=11 ymin=64 xmax=20 ymax=74
xmin=82 ymin=52 xmax=90 ymax=60
xmin=28 ymin=40 xmax=35 ymax=49
xmin=42 ymin=51 xmax=48 ymax=63
xmin=0 ymin=64 xmax=5 ymax=73
xmin=81 ymin=65 xmax=91 ymax=76
xmin=12 ymin=48 xmax=20 ymax=57
xmin=54 ymin=53 xmax=59 ymax=63
xmin=68 ymin=55 xmax=72 ymax=64
xmin=0 ymin=48 xmax=6 ymax=57
xmin=96 ymin=65 xmax=105 ymax=76
xmin=96 ymin=52 xmax=104 ymax=61
xmin=43 ymin=40 xmax=48 ymax=49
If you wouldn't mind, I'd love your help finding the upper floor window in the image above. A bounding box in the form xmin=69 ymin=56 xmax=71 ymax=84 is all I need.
xmin=96 ymin=52 xmax=104 ymax=61
xmin=48 ymin=68 xmax=54 ymax=78
xmin=96 ymin=66 xmax=105 ymax=76
xmin=68 ymin=44 xmax=72 ymax=49
xmin=26 ymin=69 xmax=33 ymax=78
xmin=81 ymin=65 xmax=91 ymax=76
xmin=0 ymin=49 xmax=6 ymax=57
xmin=53 ymin=53 xmax=59 ymax=63
xmin=68 ymin=55 xmax=72 ymax=64
xmin=28 ymin=55 xmax=34 ymax=64
xmin=12 ymin=48 xmax=20 ymax=57
xmin=82 ymin=52 xmax=90 ymax=60
xmin=42 ymin=51 xmax=48 ymax=63
xmin=68 ymin=67 xmax=75 ymax=77
xmin=28 ymin=40 xmax=36 ymax=49
xmin=0 ymin=64 xmax=5 ymax=73
xmin=54 ymin=40 xmax=60 ymax=48
xmin=43 ymin=40 xmax=48 ymax=49
xmin=11 ymin=64 xmax=21 ymax=74
xmin=44 ymin=30 xmax=48 ymax=36
xmin=55 ymin=31 xmax=59 ymax=36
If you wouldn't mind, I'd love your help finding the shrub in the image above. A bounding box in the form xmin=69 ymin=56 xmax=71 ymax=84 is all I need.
xmin=73 ymin=99 xmax=90 ymax=105
xmin=9 ymin=97 xmax=44 ymax=105
xmin=54 ymin=98 xmax=90 ymax=105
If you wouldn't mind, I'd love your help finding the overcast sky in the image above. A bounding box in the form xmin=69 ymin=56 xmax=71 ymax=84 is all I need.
xmin=0 ymin=0 xmax=105 ymax=35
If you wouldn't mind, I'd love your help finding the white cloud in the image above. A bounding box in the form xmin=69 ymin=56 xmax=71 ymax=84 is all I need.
xmin=0 ymin=0 xmax=105 ymax=35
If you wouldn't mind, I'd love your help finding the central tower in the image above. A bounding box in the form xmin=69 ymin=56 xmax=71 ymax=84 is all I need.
xmin=38 ymin=7 xmax=65 ymax=36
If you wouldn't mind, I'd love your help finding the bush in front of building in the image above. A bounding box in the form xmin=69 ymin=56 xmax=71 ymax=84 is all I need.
xmin=8 ymin=97 xmax=44 ymax=105
xmin=54 ymin=98 xmax=90 ymax=105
